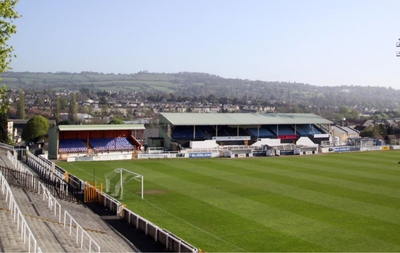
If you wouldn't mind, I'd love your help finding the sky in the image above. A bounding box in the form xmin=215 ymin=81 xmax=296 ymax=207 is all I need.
xmin=8 ymin=0 xmax=400 ymax=89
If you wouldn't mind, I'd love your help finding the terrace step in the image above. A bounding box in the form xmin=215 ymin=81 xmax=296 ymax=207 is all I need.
xmin=9 ymin=186 xmax=86 ymax=252
xmin=0 ymin=150 xmax=168 ymax=253
xmin=0 ymin=196 xmax=28 ymax=252
xmin=11 ymin=185 xmax=138 ymax=252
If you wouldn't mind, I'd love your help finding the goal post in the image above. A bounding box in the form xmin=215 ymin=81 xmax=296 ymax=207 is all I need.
xmin=104 ymin=168 xmax=144 ymax=200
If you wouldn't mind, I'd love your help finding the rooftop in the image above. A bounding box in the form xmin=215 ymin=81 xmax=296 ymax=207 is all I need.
xmin=58 ymin=124 xmax=145 ymax=132
xmin=160 ymin=113 xmax=332 ymax=126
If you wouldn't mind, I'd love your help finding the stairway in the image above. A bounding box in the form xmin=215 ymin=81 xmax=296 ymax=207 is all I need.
xmin=0 ymin=148 xmax=170 ymax=253
xmin=8 ymin=184 xmax=139 ymax=252
xmin=0 ymin=196 xmax=28 ymax=252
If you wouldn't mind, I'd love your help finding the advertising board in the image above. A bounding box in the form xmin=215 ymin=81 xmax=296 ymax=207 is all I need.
xmin=189 ymin=152 xmax=212 ymax=158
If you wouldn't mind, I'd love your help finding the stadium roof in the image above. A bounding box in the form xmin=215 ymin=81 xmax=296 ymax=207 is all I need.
xmin=160 ymin=113 xmax=332 ymax=126
xmin=58 ymin=124 xmax=145 ymax=132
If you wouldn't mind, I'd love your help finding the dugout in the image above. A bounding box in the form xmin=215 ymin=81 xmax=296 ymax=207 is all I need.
xmin=159 ymin=113 xmax=332 ymax=150
xmin=48 ymin=124 xmax=145 ymax=160
xmin=223 ymin=148 xmax=253 ymax=158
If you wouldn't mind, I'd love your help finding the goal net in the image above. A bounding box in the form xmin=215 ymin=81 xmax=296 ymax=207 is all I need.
xmin=104 ymin=168 xmax=144 ymax=200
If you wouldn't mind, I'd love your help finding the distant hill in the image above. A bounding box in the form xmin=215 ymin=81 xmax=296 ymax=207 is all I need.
xmin=1 ymin=71 xmax=399 ymax=111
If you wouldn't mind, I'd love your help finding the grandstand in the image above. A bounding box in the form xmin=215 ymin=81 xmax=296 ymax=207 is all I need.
xmin=159 ymin=113 xmax=332 ymax=150
xmin=48 ymin=124 xmax=145 ymax=161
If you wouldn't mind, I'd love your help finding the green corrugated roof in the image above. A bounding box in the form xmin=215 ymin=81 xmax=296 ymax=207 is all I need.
xmin=58 ymin=124 xmax=145 ymax=131
xmin=160 ymin=113 xmax=332 ymax=125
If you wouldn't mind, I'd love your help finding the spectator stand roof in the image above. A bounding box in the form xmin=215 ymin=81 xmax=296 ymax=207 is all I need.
xmin=159 ymin=113 xmax=332 ymax=126
xmin=57 ymin=124 xmax=145 ymax=132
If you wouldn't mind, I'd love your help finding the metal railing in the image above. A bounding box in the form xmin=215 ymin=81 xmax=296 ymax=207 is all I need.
xmin=27 ymin=151 xmax=65 ymax=180
xmin=122 ymin=206 xmax=197 ymax=252
xmin=94 ymin=186 xmax=197 ymax=252
xmin=23 ymin=151 xmax=198 ymax=253
xmin=64 ymin=210 xmax=101 ymax=253
xmin=26 ymin=151 xmax=81 ymax=202
xmin=7 ymin=150 xmax=32 ymax=174
xmin=38 ymin=181 xmax=62 ymax=223
xmin=4 ymin=151 xmax=99 ymax=252
xmin=0 ymin=170 xmax=42 ymax=253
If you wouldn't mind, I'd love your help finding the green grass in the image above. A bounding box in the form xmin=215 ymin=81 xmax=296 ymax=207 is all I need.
xmin=56 ymin=151 xmax=400 ymax=252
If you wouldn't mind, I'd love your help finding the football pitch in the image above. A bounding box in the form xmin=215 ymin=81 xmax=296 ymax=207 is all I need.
xmin=56 ymin=151 xmax=400 ymax=252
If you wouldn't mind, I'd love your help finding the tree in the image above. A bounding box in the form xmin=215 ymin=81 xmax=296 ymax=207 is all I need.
xmin=339 ymin=106 xmax=350 ymax=115
xmin=0 ymin=1 xmax=20 ymax=143
xmin=52 ymin=97 xmax=61 ymax=123
xmin=0 ymin=85 xmax=9 ymax=143
xmin=360 ymin=125 xmax=380 ymax=138
xmin=378 ymin=124 xmax=387 ymax=136
xmin=349 ymin=109 xmax=360 ymax=120
xmin=79 ymin=105 xmax=89 ymax=114
xmin=108 ymin=118 xmax=124 ymax=124
xmin=101 ymin=104 xmax=109 ymax=116
xmin=59 ymin=97 xmax=68 ymax=110
xmin=99 ymin=95 xmax=109 ymax=106
xmin=68 ymin=92 xmax=78 ymax=124
xmin=0 ymin=0 xmax=19 ymax=73
xmin=16 ymin=90 xmax=25 ymax=119
xmin=34 ymin=97 xmax=44 ymax=109
xmin=21 ymin=115 xmax=49 ymax=143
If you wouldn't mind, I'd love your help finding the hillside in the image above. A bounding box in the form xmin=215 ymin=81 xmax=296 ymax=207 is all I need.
xmin=1 ymin=71 xmax=399 ymax=111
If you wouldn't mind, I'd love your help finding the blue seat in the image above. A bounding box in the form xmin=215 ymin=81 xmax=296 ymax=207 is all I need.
xmin=247 ymin=128 xmax=275 ymax=138
xmin=90 ymin=138 xmax=134 ymax=152
xmin=296 ymin=124 xmax=322 ymax=135
xmin=172 ymin=127 xmax=205 ymax=139
xmin=59 ymin=139 xmax=87 ymax=153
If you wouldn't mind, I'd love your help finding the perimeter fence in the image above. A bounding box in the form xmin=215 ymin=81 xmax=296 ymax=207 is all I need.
xmin=23 ymin=150 xmax=198 ymax=253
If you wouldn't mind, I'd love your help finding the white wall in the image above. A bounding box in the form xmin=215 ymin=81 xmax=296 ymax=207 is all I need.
xmin=251 ymin=138 xmax=281 ymax=147
xmin=190 ymin=140 xmax=219 ymax=149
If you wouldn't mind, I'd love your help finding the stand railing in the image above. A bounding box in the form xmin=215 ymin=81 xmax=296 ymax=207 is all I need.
xmin=22 ymin=150 xmax=198 ymax=253
xmin=0 ymin=170 xmax=42 ymax=253
xmin=64 ymin=210 xmax=101 ymax=253
xmin=38 ymin=181 xmax=62 ymax=223
xmin=5 ymin=151 xmax=96 ymax=251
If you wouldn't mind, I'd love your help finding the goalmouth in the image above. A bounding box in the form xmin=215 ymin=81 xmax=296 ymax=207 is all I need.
xmin=104 ymin=168 xmax=144 ymax=200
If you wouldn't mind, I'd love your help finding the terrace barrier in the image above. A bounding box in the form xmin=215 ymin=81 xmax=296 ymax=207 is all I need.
xmin=0 ymin=170 xmax=42 ymax=253
xmin=26 ymin=151 xmax=81 ymax=202
xmin=121 ymin=207 xmax=198 ymax=252
xmin=64 ymin=210 xmax=101 ymax=253
xmin=82 ymin=182 xmax=197 ymax=252
xmin=7 ymin=150 xmax=34 ymax=174
xmin=38 ymin=181 xmax=62 ymax=223
xmin=21 ymin=151 xmax=198 ymax=253
xmin=4 ymin=152 xmax=99 ymax=252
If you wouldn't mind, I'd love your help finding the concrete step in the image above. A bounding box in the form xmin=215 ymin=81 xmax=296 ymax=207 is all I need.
xmin=0 ymin=151 xmax=163 ymax=252
xmin=8 ymin=186 xmax=85 ymax=252
xmin=0 ymin=197 xmax=29 ymax=252
xmin=56 ymin=198 xmax=138 ymax=252
xmin=11 ymin=185 xmax=137 ymax=252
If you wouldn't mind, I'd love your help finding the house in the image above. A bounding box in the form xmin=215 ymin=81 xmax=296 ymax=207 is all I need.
xmin=330 ymin=125 xmax=360 ymax=144
xmin=385 ymin=134 xmax=400 ymax=145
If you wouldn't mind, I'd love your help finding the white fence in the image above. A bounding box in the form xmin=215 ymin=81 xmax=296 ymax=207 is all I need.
xmin=7 ymin=150 xmax=36 ymax=176
xmin=22 ymin=150 xmax=198 ymax=253
xmin=26 ymin=151 xmax=71 ymax=197
xmin=38 ymin=181 xmax=62 ymax=223
xmin=121 ymin=206 xmax=198 ymax=252
xmin=84 ymin=185 xmax=197 ymax=252
xmin=27 ymin=152 xmax=65 ymax=180
xmin=64 ymin=211 xmax=101 ymax=253
xmin=90 ymin=187 xmax=198 ymax=252
xmin=0 ymin=170 xmax=42 ymax=253
xmin=6 ymin=150 xmax=98 ymax=252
